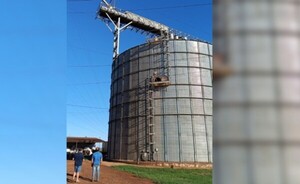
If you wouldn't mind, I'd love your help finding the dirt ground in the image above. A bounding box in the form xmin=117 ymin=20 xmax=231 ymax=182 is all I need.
xmin=67 ymin=160 xmax=153 ymax=184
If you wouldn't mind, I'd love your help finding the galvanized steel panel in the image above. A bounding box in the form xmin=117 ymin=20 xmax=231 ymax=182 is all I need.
xmin=108 ymin=40 xmax=212 ymax=162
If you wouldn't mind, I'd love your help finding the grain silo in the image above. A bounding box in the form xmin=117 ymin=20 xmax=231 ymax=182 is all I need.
xmin=108 ymin=39 xmax=212 ymax=162
xmin=97 ymin=0 xmax=212 ymax=163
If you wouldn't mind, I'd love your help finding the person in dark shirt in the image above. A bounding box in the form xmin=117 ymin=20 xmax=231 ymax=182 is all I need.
xmin=73 ymin=148 xmax=84 ymax=183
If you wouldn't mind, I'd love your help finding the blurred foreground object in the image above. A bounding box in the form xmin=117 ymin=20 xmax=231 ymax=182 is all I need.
xmin=214 ymin=1 xmax=300 ymax=184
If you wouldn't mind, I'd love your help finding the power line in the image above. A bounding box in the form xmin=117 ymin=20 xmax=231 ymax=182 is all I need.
xmin=67 ymin=11 xmax=95 ymax=14
xmin=67 ymin=104 xmax=108 ymax=109
xmin=68 ymin=81 xmax=110 ymax=86
xmin=154 ymin=10 xmax=211 ymax=37
xmin=67 ymin=86 xmax=109 ymax=136
xmin=68 ymin=46 xmax=111 ymax=55
xmin=67 ymin=110 xmax=108 ymax=136
xmin=68 ymin=64 xmax=111 ymax=68
xmin=68 ymin=2 xmax=212 ymax=14
xmin=128 ymin=3 xmax=212 ymax=11
xmin=67 ymin=0 xmax=96 ymax=2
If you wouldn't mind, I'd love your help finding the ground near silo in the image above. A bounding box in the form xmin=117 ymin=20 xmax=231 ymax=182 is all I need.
xmin=67 ymin=160 xmax=153 ymax=184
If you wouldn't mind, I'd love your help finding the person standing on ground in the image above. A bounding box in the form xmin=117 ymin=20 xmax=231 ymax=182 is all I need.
xmin=91 ymin=147 xmax=103 ymax=182
xmin=73 ymin=148 xmax=84 ymax=183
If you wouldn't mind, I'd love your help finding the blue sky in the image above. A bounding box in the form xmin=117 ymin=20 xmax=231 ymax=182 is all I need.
xmin=67 ymin=0 xmax=212 ymax=141
xmin=0 ymin=0 xmax=66 ymax=183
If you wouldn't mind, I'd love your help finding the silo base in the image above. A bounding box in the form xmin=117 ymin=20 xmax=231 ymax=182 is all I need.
xmin=107 ymin=159 xmax=212 ymax=169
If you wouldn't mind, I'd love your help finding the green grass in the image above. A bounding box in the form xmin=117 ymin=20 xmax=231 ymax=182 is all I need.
xmin=113 ymin=165 xmax=212 ymax=184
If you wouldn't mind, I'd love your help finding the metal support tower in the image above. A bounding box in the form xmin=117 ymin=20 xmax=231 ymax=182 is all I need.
xmin=104 ymin=16 xmax=132 ymax=61
xmin=100 ymin=1 xmax=132 ymax=61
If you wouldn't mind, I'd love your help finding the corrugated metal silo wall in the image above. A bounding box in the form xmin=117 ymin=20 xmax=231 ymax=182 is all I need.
xmin=108 ymin=39 xmax=212 ymax=162
xmin=214 ymin=1 xmax=300 ymax=183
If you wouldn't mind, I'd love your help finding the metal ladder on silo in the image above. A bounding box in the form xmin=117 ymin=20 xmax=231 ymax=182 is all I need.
xmin=161 ymin=31 xmax=170 ymax=78
xmin=146 ymin=84 xmax=155 ymax=161
xmin=146 ymin=86 xmax=155 ymax=161
xmin=145 ymin=33 xmax=170 ymax=161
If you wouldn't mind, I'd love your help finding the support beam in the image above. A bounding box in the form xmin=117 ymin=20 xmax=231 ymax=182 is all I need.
xmin=98 ymin=2 xmax=170 ymax=36
xmin=97 ymin=0 xmax=200 ymax=63
xmin=113 ymin=18 xmax=121 ymax=61
xmin=103 ymin=13 xmax=132 ymax=61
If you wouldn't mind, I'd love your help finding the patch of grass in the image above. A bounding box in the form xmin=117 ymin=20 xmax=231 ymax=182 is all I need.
xmin=113 ymin=165 xmax=212 ymax=184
